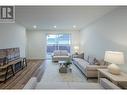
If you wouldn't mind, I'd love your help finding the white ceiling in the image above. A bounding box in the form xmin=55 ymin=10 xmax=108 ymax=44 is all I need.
xmin=15 ymin=6 xmax=117 ymax=31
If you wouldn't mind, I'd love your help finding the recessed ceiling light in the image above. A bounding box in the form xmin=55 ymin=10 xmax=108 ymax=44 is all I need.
xmin=53 ymin=26 xmax=56 ymax=28
xmin=33 ymin=25 xmax=37 ymax=29
xmin=73 ymin=25 xmax=76 ymax=28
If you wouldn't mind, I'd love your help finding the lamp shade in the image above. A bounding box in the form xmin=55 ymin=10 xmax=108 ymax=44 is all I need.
xmin=74 ymin=46 xmax=79 ymax=54
xmin=74 ymin=46 xmax=79 ymax=50
xmin=104 ymin=51 xmax=124 ymax=64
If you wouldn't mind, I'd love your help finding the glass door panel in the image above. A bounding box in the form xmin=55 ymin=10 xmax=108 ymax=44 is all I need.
xmin=58 ymin=34 xmax=71 ymax=52
xmin=47 ymin=34 xmax=58 ymax=54
xmin=46 ymin=33 xmax=71 ymax=57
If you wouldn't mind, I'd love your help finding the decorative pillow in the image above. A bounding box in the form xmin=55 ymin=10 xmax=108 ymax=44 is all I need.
xmin=84 ymin=54 xmax=89 ymax=62
xmin=94 ymin=62 xmax=100 ymax=65
xmin=92 ymin=59 xmax=100 ymax=65
xmin=88 ymin=56 xmax=96 ymax=65
xmin=96 ymin=60 xmax=105 ymax=66
xmin=75 ymin=53 xmax=84 ymax=59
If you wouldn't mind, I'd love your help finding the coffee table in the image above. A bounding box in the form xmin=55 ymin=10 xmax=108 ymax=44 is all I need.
xmin=58 ymin=61 xmax=72 ymax=73
xmin=59 ymin=61 xmax=66 ymax=66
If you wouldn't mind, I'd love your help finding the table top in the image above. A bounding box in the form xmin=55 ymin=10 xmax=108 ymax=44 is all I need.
xmin=98 ymin=69 xmax=127 ymax=82
xmin=0 ymin=58 xmax=22 ymax=69
xmin=58 ymin=61 xmax=66 ymax=63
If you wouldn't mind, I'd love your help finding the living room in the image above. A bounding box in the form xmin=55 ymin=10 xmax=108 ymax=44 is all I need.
xmin=0 ymin=6 xmax=127 ymax=90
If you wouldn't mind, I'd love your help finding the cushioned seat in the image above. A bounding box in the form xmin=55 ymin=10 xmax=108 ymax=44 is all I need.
xmin=100 ymin=78 xmax=120 ymax=89
xmin=36 ymin=82 xmax=69 ymax=89
xmin=53 ymin=56 xmax=69 ymax=58
xmin=86 ymin=65 xmax=107 ymax=71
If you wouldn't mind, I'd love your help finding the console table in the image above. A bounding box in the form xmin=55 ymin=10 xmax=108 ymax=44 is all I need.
xmin=0 ymin=58 xmax=27 ymax=82
xmin=0 ymin=48 xmax=27 ymax=82
xmin=98 ymin=69 xmax=127 ymax=88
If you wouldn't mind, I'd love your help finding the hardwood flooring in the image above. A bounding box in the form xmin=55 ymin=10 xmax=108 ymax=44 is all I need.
xmin=0 ymin=60 xmax=44 ymax=89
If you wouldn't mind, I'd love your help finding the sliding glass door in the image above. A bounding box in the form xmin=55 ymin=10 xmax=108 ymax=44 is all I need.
xmin=47 ymin=34 xmax=58 ymax=54
xmin=46 ymin=33 xmax=71 ymax=55
xmin=58 ymin=34 xmax=71 ymax=52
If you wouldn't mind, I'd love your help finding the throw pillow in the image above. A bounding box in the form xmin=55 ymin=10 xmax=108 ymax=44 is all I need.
xmin=76 ymin=53 xmax=84 ymax=59
xmin=98 ymin=60 xmax=105 ymax=65
xmin=94 ymin=61 xmax=100 ymax=65
xmin=88 ymin=56 xmax=96 ymax=65
xmin=84 ymin=54 xmax=89 ymax=62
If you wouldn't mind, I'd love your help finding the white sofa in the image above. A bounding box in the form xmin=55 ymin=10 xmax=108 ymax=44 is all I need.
xmin=23 ymin=77 xmax=120 ymax=89
xmin=73 ymin=54 xmax=107 ymax=79
xmin=52 ymin=50 xmax=70 ymax=62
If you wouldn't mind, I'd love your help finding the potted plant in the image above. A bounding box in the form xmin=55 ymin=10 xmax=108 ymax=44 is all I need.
xmin=65 ymin=59 xmax=72 ymax=68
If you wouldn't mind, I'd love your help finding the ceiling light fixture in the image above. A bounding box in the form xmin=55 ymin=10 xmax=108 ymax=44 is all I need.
xmin=33 ymin=25 xmax=37 ymax=29
xmin=73 ymin=25 xmax=76 ymax=28
xmin=53 ymin=26 xmax=56 ymax=28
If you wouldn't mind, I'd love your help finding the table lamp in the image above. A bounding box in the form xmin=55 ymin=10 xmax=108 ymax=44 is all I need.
xmin=104 ymin=51 xmax=124 ymax=75
xmin=74 ymin=46 xmax=79 ymax=54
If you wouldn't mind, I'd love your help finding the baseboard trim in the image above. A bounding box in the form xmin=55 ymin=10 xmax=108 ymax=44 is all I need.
xmin=27 ymin=59 xmax=45 ymax=61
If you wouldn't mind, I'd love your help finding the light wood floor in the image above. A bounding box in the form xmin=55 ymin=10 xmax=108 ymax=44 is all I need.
xmin=0 ymin=60 xmax=44 ymax=89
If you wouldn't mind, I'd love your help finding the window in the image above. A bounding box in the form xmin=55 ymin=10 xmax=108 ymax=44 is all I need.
xmin=47 ymin=33 xmax=71 ymax=54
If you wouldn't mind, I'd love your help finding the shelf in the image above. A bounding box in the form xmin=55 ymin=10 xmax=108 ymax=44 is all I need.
xmin=0 ymin=73 xmax=14 ymax=81
xmin=0 ymin=69 xmax=12 ymax=76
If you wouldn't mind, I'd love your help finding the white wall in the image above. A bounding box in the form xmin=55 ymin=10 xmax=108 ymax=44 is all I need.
xmin=26 ymin=31 xmax=46 ymax=59
xmin=26 ymin=30 xmax=80 ymax=59
xmin=80 ymin=7 xmax=127 ymax=72
xmin=0 ymin=23 xmax=26 ymax=57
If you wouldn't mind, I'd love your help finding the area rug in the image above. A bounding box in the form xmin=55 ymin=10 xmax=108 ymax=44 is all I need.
xmin=36 ymin=60 xmax=101 ymax=89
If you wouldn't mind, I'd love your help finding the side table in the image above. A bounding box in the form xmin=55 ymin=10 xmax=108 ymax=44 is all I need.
xmin=98 ymin=69 xmax=127 ymax=88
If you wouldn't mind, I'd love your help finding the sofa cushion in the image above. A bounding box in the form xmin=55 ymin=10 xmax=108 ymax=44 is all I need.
xmin=35 ymin=82 xmax=102 ymax=89
xmin=100 ymin=78 xmax=120 ymax=89
xmin=53 ymin=56 xmax=69 ymax=58
xmin=74 ymin=53 xmax=84 ymax=59
xmin=84 ymin=54 xmax=89 ymax=62
xmin=73 ymin=58 xmax=89 ymax=68
xmin=60 ymin=50 xmax=68 ymax=56
xmin=53 ymin=50 xmax=61 ymax=56
xmin=73 ymin=58 xmax=88 ymax=64
xmin=86 ymin=65 xmax=107 ymax=71
xmin=53 ymin=50 xmax=69 ymax=56
xmin=94 ymin=62 xmax=101 ymax=65
xmin=68 ymin=82 xmax=102 ymax=89
xmin=36 ymin=82 xmax=69 ymax=89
